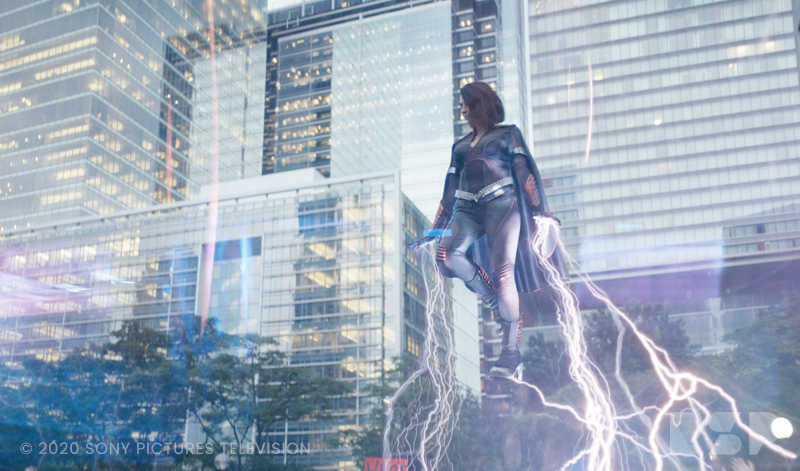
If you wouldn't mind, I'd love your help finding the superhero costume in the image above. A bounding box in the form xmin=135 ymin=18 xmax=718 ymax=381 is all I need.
xmin=421 ymin=124 xmax=568 ymax=377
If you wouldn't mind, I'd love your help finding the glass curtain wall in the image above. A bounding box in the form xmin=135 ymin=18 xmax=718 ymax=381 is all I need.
xmin=527 ymin=0 xmax=800 ymax=351
xmin=530 ymin=0 xmax=800 ymax=275
xmin=0 ymin=0 xmax=266 ymax=232
xmin=274 ymin=2 xmax=454 ymax=220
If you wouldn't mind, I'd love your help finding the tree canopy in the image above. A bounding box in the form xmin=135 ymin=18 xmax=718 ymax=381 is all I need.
xmin=0 ymin=315 xmax=345 ymax=471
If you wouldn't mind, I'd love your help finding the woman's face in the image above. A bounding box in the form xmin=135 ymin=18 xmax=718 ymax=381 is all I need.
xmin=459 ymin=95 xmax=472 ymax=127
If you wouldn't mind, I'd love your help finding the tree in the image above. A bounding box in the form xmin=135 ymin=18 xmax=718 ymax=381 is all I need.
xmin=338 ymin=354 xmax=419 ymax=467
xmin=186 ymin=334 xmax=348 ymax=471
xmin=0 ymin=315 xmax=222 ymax=470
xmin=696 ymin=296 xmax=800 ymax=413
xmin=0 ymin=315 xmax=347 ymax=471
xmin=691 ymin=295 xmax=800 ymax=470
xmin=338 ymin=354 xmax=499 ymax=471
xmin=0 ymin=344 xmax=121 ymax=471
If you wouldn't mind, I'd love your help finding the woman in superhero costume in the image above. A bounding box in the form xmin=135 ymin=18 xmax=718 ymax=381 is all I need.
xmin=410 ymin=81 xmax=567 ymax=378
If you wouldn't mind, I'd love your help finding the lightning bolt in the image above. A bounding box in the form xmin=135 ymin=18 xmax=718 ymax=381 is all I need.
xmin=523 ymin=215 xmax=797 ymax=471
xmin=198 ymin=0 xmax=221 ymax=336
xmin=383 ymin=246 xmax=461 ymax=470
xmin=530 ymin=215 xmax=617 ymax=471
xmin=381 ymin=216 xmax=795 ymax=470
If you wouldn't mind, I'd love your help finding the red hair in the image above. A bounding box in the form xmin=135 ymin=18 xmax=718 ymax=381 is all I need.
xmin=460 ymin=81 xmax=505 ymax=130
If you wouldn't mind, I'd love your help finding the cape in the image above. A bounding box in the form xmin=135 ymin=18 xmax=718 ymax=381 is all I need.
xmin=471 ymin=125 xmax=570 ymax=293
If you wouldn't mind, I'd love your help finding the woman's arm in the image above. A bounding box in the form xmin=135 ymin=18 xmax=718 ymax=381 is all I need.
xmin=409 ymin=149 xmax=459 ymax=251
xmin=508 ymin=126 xmax=561 ymax=224
xmin=507 ymin=126 xmax=544 ymax=212
xmin=512 ymin=154 xmax=543 ymax=211
xmin=432 ymin=162 xmax=459 ymax=230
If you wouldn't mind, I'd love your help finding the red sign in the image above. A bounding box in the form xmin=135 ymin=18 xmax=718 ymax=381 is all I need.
xmin=364 ymin=457 xmax=409 ymax=471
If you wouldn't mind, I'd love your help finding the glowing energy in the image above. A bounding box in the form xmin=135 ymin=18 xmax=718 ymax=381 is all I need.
xmin=383 ymin=216 xmax=796 ymax=471
xmin=515 ymin=216 xmax=797 ymax=471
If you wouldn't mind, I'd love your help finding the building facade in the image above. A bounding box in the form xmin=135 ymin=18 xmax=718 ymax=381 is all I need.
xmin=0 ymin=0 xmax=266 ymax=231
xmin=0 ymin=168 xmax=478 ymax=469
xmin=273 ymin=2 xmax=455 ymax=219
xmin=523 ymin=0 xmax=800 ymax=352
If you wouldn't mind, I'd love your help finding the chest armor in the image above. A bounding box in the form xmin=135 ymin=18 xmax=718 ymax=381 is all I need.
xmin=453 ymin=129 xmax=513 ymax=194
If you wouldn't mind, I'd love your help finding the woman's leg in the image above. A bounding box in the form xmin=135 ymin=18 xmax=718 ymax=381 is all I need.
xmin=436 ymin=207 xmax=498 ymax=311
xmin=482 ymin=194 xmax=523 ymax=375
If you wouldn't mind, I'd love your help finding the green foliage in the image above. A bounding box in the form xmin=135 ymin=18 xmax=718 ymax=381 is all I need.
xmin=341 ymin=353 xmax=551 ymax=471
xmin=0 ymin=315 xmax=343 ymax=471
xmin=188 ymin=334 xmax=347 ymax=471
xmin=681 ymin=296 xmax=800 ymax=470
xmin=522 ymin=305 xmax=695 ymax=405
xmin=585 ymin=304 xmax=696 ymax=375
xmin=512 ymin=304 xmax=697 ymax=470
xmin=696 ymin=295 xmax=800 ymax=420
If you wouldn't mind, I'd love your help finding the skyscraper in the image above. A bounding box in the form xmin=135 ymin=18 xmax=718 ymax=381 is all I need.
xmin=275 ymin=2 xmax=454 ymax=219
xmin=0 ymin=0 xmax=267 ymax=231
xmin=527 ymin=0 xmax=800 ymax=349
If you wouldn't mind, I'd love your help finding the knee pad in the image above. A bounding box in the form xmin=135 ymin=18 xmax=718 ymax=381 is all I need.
xmin=435 ymin=245 xmax=449 ymax=268
xmin=491 ymin=262 xmax=514 ymax=287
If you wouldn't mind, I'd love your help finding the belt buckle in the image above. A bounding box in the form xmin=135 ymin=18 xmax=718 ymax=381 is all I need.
xmin=478 ymin=186 xmax=507 ymax=204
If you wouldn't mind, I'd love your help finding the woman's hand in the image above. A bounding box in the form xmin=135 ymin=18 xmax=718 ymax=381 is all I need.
xmin=533 ymin=210 xmax=562 ymax=227
xmin=408 ymin=236 xmax=437 ymax=253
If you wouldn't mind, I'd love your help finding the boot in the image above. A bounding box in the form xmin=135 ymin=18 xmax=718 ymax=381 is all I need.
xmin=463 ymin=267 xmax=501 ymax=328
xmin=489 ymin=318 xmax=523 ymax=378
xmin=489 ymin=347 xmax=522 ymax=378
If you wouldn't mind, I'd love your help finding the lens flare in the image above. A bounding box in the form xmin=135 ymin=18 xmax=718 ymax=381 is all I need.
xmin=198 ymin=0 xmax=221 ymax=335
xmin=584 ymin=59 xmax=594 ymax=163
xmin=567 ymin=64 xmax=572 ymax=108
xmin=165 ymin=103 xmax=174 ymax=202
xmin=771 ymin=418 xmax=793 ymax=439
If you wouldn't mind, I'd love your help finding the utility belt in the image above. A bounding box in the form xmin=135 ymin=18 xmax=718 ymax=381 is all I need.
xmin=454 ymin=177 xmax=514 ymax=205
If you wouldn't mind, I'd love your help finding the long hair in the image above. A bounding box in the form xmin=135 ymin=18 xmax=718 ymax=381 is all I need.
xmin=460 ymin=81 xmax=505 ymax=130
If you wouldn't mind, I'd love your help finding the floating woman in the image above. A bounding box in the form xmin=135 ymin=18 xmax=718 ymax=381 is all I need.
xmin=410 ymin=81 xmax=568 ymax=378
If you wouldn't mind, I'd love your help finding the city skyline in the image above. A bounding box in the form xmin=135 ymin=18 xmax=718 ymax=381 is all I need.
xmin=2 ymin=0 xmax=800 ymax=469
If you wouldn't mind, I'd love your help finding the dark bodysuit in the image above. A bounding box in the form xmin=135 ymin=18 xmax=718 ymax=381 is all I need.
xmin=433 ymin=125 xmax=546 ymax=350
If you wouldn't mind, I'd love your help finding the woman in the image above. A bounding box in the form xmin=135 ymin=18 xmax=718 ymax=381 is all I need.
xmin=410 ymin=82 xmax=566 ymax=378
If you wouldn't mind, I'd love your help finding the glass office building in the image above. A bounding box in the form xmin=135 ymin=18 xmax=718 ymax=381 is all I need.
xmin=261 ymin=0 xmax=513 ymax=213
xmin=0 ymin=168 xmax=478 ymax=468
xmin=274 ymin=2 xmax=454 ymax=220
xmin=526 ymin=0 xmax=800 ymax=350
xmin=0 ymin=0 xmax=266 ymax=231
